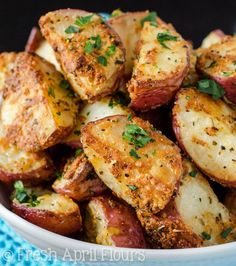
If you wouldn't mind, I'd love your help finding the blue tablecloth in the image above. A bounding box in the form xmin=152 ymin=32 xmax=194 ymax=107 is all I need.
xmin=0 ymin=219 xmax=72 ymax=266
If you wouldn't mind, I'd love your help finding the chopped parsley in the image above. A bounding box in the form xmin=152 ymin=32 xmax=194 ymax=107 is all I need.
xmin=201 ymin=231 xmax=211 ymax=240
xmin=127 ymin=114 xmax=133 ymax=121
xmin=14 ymin=181 xmax=40 ymax=207
xmin=55 ymin=171 xmax=62 ymax=180
xmin=127 ymin=184 xmax=138 ymax=191
xmin=59 ymin=80 xmax=70 ymax=89
xmin=140 ymin=11 xmax=158 ymax=27
xmin=105 ymin=45 xmax=116 ymax=57
xmin=74 ymin=130 xmax=81 ymax=136
xmin=129 ymin=149 xmax=140 ymax=160
xmin=75 ymin=14 xmax=94 ymax=26
xmin=110 ymin=8 xmax=123 ymax=17
xmin=65 ymin=25 xmax=80 ymax=34
xmin=84 ymin=35 xmax=102 ymax=54
xmin=75 ymin=148 xmax=83 ymax=156
xmin=197 ymin=79 xmax=225 ymax=100
xmin=84 ymin=41 xmax=95 ymax=54
xmin=97 ymin=55 xmax=107 ymax=66
xmin=157 ymin=32 xmax=178 ymax=49
xmin=189 ymin=170 xmax=198 ymax=177
xmin=220 ymin=227 xmax=233 ymax=238
xmin=222 ymin=71 xmax=233 ymax=77
xmin=48 ymin=87 xmax=55 ymax=98
xmin=122 ymin=124 xmax=155 ymax=148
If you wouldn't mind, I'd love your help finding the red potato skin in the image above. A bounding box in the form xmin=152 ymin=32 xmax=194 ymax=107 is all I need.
xmin=172 ymin=90 xmax=236 ymax=187
xmin=12 ymin=202 xmax=82 ymax=236
xmin=213 ymin=76 xmax=236 ymax=104
xmin=25 ymin=27 xmax=43 ymax=52
xmin=86 ymin=196 xmax=148 ymax=248
xmin=136 ymin=200 xmax=203 ymax=249
xmin=62 ymin=138 xmax=82 ymax=149
xmin=53 ymin=154 xmax=107 ymax=201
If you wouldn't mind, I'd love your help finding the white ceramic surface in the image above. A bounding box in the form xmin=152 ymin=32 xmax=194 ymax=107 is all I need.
xmin=0 ymin=184 xmax=236 ymax=266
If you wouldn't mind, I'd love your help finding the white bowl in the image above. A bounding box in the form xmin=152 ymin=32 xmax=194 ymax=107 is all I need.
xmin=0 ymin=184 xmax=235 ymax=266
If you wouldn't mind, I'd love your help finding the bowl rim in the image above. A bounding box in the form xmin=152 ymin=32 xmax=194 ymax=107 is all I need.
xmin=1 ymin=201 xmax=236 ymax=261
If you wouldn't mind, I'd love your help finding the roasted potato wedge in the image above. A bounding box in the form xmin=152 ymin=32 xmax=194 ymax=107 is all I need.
xmin=81 ymin=115 xmax=182 ymax=214
xmin=39 ymin=9 xmax=125 ymax=101
xmin=25 ymin=27 xmax=44 ymax=53
xmin=224 ymin=190 xmax=236 ymax=217
xmin=12 ymin=184 xmax=82 ymax=235
xmin=1 ymin=52 xmax=78 ymax=152
xmin=53 ymin=152 xmax=106 ymax=201
xmin=128 ymin=22 xmax=189 ymax=111
xmin=197 ymin=36 xmax=236 ymax=104
xmin=84 ymin=195 xmax=147 ymax=248
xmin=200 ymin=29 xmax=225 ymax=49
xmin=63 ymin=96 xmax=132 ymax=148
xmin=137 ymin=159 xmax=235 ymax=248
xmin=173 ymin=87 xmax=236 ymax=187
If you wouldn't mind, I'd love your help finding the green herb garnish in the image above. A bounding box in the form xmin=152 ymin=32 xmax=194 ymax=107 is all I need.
xmin=222 ymin=71 xmax=233 ymax=77
xmin=59 ymin=80 xmax=70 ymax=89
xmin=65 ymin=25 xmax=80 ymax=34
xmin=127 ymin=114 xmax=133 ymax=121
xmin=105 ymin=45 xmax=116 ymax=57
xmin=127 ymin=184 xmax=138 ymax=191
xmin=157 ymin=32 xmax=178 ymax=49
xmin=84 ymin=35 xmax=102 ymax=53
xmin=201 ymin=232 xmax=211 ymax=240
xmin=197 ymin=79 xmax=225 ymax=100
xmin=55 ymin=171 xmax=62 ymax=180
xmin=75 ymin=14 xmax=94 ymax=26
xmin=130 ymin=149 xmax=140 ymax=159
xmin=189 ymin=170 xmax=198 ymax=177
xmin=75 ymin=148 xmax=83 ymax=156
xmin=48 ymin=87 xmax=55 ymax=98
xmin=220 ymin=227 xmax=233 ymax=238
xmin=123 ymin=124 xmax=154 ymax=148
xmin=97 ymin=56 xmax=107 ymax=66
xmin=110 ymin=9 xmax=123 ymax=17
xmin=140 ymin=11 xmax=158 ymax=27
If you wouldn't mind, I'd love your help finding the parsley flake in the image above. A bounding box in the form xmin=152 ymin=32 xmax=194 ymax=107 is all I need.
xmin=48 ymin=87 xmax=55 ymax=98
xmin=127 ymin=184 xmax=138 ymax=191
xmin=65 ymin=25 xmax=80 ymax=34
xmin=220 ymin=227 xmax=233 ymax=238
xmin=129 ymin=149 xmax=140 ymax=160
xmin=197 ymin=79 xmax=225 ymax=100
xmin=97 ymin=56 xmax=107 ymax=66
xmin=75 ymin=148 xmax=83 ymax=156
xmin=140 ymin=11 xmax=158 ymax=27
xmin=105 ymin=45 xmax=116 ymax=57
xmin=59 ymin=80 xmax=70 ymax=89
xmin=157 ymin=32 xmax=178 ymax=49
xmin=127 ymin=114 xmax=133 ymax=121
xmin=75 ymin=14 xmax=94 ymax=26
xmin=189 ymin=170 xmax=198 ymax=177
xmin=201 ymin=232 xmax=211 ymax=240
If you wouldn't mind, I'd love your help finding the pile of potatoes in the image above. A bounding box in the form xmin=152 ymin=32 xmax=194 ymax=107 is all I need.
xmin=0 ymin=8 xmax=236 ymax=249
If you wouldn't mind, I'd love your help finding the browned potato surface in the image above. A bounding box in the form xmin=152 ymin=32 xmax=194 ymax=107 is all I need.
xmin=53 ymin=152 xmax=106 ymax=201
xmin=81 ymin=115 xmax=182 ymax=214
xmin=0 ymin=52 xmax=17 ymax=90
xmin=1 ymin=52 xmax=78 ymax=152
xmin=84 ymin=195 xmax=147 ymax=248
xmin=63 ymin=96 xmax=132 ymax=148
xmin=173 ymin=87 xmax=236 ymax=187
xmin=39 ymin=9 xmax=125 ymax=101
xmin=12 ymin=185 xmax=82 ymax=235
xmin=128 ymin=22 xmax=189 ymax=111
xmin=197 ymin=36 xmax=236 ymax=104
xmin=137 ymin=159 xmax=235 ymax=248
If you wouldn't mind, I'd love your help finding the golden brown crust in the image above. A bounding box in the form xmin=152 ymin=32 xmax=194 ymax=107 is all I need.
xmin=85 ymin=195 xmax=147 ymax=248
xmin=173 ymin=87 xmax=236 ymax=187
xmin=1 ymin=52 xmax=78 ymax=152
xmin=39 ymin=9 xmax=125 ymax=101
xmin=128 ymin=22 xmax=189 ymax=111
xmin=53 ymin=153 xmax=106 ymax=201
xmin=81 ymin=115 xmax=182 ymax=214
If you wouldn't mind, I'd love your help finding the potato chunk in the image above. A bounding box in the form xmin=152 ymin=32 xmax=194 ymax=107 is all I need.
xmin=84 ymin=195 xmax=147 ymax=248
xmin=53 ymin=152 xmax=106 ymax=201
xmin=39 ymin=9 xmax=125 ymax=101
xmin=224 ymin=190 xmax=236 ymax=217
xmin=63 ymin=96 xmax=132 ymax=148
xmin=197 ymin=36 xmax=236 ymax=104
xmin=1 ymin=52 xmax=78 ymax=152
xmin=12 ymin=184 xmax=82 ymax=235
xmin=173 ymin=87 xmax=236 ymax=187
xmin=137 ymin=159 xmax=235 ymax=248
xmin=200 ymin=29 xmax=225 ymax=49
xmin=81 ymin=115 xmax=182 ymax=214
xmin=128 ymin=22 xmax=189 ymax=111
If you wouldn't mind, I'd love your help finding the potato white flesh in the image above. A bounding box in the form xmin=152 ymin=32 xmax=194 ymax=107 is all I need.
xmin=224 ymin=190 xmax=236 ymax=217
xmin=81 ymin=115 xmax=182 ymax=214
xmin=63 ymin=96 xmax=132 ymax=148
xmin=84 ymin=195 xmax=147 ymax=248
xmin=0 ymin=52 xmax=17 ymax=91
xmin=1 ymin=52 xmax=78 ymax=152
xmin=128 ymin=22 xmax=189 ymax=111
xmin=39 ymin=9 xmax=125 ymax=101
xmin=108 ymin=11 xmax=148 ymax=76
xmin=200 ymin=29 xmax=225 ymax=49
xmin=12 ymin=186 xmax=82 ymax=235
xmin=53 ymin=153 xmax=106 ymax=201
xmin=176 ymin=159 xmax=235 ymax=246
xmin=197 ymin=36 xmax=236 ymax=104
xmin=173 ymin=87 xmax=236 ymax=187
